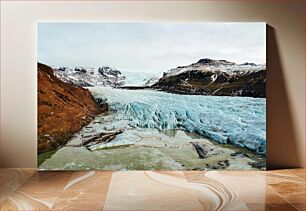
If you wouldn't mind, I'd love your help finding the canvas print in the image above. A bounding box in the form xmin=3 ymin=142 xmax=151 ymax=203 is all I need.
xmin=37 ymin=22 xmax=266 ymax=170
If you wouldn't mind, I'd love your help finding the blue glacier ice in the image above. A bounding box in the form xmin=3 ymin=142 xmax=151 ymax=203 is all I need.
xmin=120 ymin=71 xmax=162 ymax=86
xmin=89 ymin=87 xmax=266 ymax=155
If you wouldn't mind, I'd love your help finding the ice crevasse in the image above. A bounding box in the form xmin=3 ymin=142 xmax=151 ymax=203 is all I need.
xmin=89 ymin=87 xmax=266 ymax=155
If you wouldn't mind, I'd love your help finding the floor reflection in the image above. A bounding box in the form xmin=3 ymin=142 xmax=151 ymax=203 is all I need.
xmin=0 ymin=169 xmax=304 ymax=210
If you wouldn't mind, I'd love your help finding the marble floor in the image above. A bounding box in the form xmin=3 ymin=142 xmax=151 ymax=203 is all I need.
xmin=0 ymin=169 xmax=304 ymax=211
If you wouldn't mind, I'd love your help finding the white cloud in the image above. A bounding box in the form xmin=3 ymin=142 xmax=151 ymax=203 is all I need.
xmin=38 ymin=22 xmax=266 ymax=73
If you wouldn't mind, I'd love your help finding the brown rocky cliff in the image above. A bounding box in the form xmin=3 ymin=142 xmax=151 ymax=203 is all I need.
xmin=38 ymin=63 xmax=108 ymax=154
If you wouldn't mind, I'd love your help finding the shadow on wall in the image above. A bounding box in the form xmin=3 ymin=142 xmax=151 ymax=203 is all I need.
xmin=266 ymin=25 xmax=300 ymax=169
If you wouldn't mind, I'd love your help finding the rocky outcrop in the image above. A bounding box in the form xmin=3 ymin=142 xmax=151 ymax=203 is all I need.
xmin=190 ymin=142 xmax=209 ymax=158
xmin=152 ymin=58 xmax=266 ymax=98
xmin=67 ymin=130 xmax=124 ymax=150
xmin=38 ymin=63 xmax=108 ymax=154
xmin=144 ymin=76 xmax=160 ymax=86
xmin=54 ymin=66 xmax=126 ymax=87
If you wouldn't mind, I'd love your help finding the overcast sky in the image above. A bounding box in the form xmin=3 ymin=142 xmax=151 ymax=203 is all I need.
xmin=38 ymin=22 xmax=266 ymax=73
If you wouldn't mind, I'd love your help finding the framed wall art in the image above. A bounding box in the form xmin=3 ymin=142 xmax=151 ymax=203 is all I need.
xmin=37 ymin=22 xmax=266 ymax=170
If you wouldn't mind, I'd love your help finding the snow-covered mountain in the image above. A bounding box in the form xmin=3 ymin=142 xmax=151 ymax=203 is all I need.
xmin=164 ymin=58 xmax=265 ymax=78
xmin=144 ymin=76 xmax=160 ymax=86
xmin=152 ymin=58 xmax=266 ymax=98
xmin=54 ymin=66 xmax=126 ymax=87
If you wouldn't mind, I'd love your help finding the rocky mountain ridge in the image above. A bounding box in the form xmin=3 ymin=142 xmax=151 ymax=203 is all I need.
xmin=54 ymin=66 xmax=126 ymax=87
xmin=152 ymin=58 xmax=266 ymax=98
xmin=38 ymin=63 xmax=108 ymax=154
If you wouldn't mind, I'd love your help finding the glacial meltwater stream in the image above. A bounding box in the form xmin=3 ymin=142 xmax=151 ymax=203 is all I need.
xmin=39 ymin=87 xmax=266 ymax=170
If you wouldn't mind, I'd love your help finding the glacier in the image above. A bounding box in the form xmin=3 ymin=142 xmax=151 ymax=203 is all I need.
xmin=89 ymin=87 xmax=266 ymax=155
xmin=121 ymin=71 xmax=162 ymax=86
